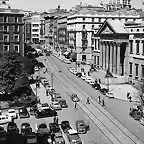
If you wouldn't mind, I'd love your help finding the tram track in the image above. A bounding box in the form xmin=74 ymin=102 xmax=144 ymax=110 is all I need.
xmin=38 ymin=55 xmax=144 ymax=144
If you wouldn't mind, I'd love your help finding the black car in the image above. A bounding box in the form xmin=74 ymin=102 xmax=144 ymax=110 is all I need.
xmin=19 ymin=108 xmax=30 ymax=118
xmin=99 ymin=88 xmax=108 ymax=95
xmin=0 ymin=126 xmax=6 ymax=142
xmin=21 ymin=123 xmax=32 ymax=135
xmin=49 ymin=123 xmax=61 ymax=133
xmin=92 ymin=83 xmax=101 ymax=90
xmin=61 ymin=121 xmax=71 ymax=132
xmin=35 ymin=108 xmax=57 ymax=119
xmin=37 ymin=123 xmax=50 ymax=137
xmin=7 ymin=122 xmax=19 ymax=135
xmin=76 ymin=72 xmax=82 ymax=78
xmin=59 ymin=100 xmax=68 ymax=108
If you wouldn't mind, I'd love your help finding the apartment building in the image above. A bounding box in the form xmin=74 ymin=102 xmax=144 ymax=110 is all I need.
xmin=40 ymin=15 xmax=45 ymax=45
xmin=24 ymin=16 xmax=31 ymax=43
xmin=67 ymin=6 xmax=142 ymax=64
xmin=0 ymin=1 xmax=24 ymax=56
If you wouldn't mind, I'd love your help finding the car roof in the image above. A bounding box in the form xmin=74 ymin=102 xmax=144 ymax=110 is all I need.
xmin=76 ymin=120 xmax=84 ymax=124
xmin=68 ymin=129 xmax=77 ymax=134
xmin=8 ymin=109 xmax=15 ymax=112
xmin=61 ymin=120 xmax=69 ymax=124
xmin=21 ymin=123 xmax=30 ymax=126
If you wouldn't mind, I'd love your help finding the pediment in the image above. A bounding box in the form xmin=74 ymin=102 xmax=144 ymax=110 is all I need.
xmin=101 ymin=26 xmax=114 ymax=34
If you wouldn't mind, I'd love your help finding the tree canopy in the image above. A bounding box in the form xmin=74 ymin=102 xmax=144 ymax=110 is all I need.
xmin=0 ymin=51 xmax=34 ymax=94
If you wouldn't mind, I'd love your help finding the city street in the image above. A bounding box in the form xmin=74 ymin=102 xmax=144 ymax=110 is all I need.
xmin=38 ymin=54 xmax=144 ymax=143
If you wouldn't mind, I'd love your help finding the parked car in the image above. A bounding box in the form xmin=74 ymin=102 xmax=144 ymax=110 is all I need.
xmin=99 ymin=88 xmax=108 ymax=95
xmin=81 ymin=75 xmax=86 ymax=80
xmin=0 ymin=126 xmax=6 ymax=142
xmin=7 ymin=122 xmax=19 ymax=135
xmin=25 ymin=132 xmax=37 ymax=144
xmin=69 ymin=68 xmax=75 ymax=73
xmin=37 ymin=123 xmax=50 ymax=137
xmin=49 ymin=123 xmax=61 ymax=134
xmin=59 ymin=100 xmax=68 ymax=108
xmin=0 ymin=115 xmax=11 ymax=125
xmin=66 ymin=129 xmax=82 ymax=144
xmin=64 ymin=59 xmax=71 ymax=64
xmin=106 ymin=92 xmax=114 ymax=98
xmin=35 ymin=108 xmax=57 ymax=119
xmin=140 ymin=117 xmax=144 ymax=125
xmin=71 ymin=94 xmax=80 ymax=102
xmin=50 ymin=101 xmax=62 ymax=110
xmin=92 ymin=83 xmax=101 ymax=90
xmin=21 ymin=123 xmax=32 ymax=135
xmin=89 ymin=81 xmax=95 ymax=85
xmin=85 ymin=76 xmax=93 ymax=83
xmin=61 ymin=121 xmax=72 ymax=132
xmin=19 ymin=108 xmax=30 ymax=119
xmin=73 ymin=69 xmax=78 ymax=75
xmin=8 ymin=109 xmax=17 ymax=119
xmin=76 ymin=120 xmax=86 ymax=134
xmin=54 ymin=132 xmax=65 ymax=144
xmin=76 ymin=72 xmax=82 ymax=78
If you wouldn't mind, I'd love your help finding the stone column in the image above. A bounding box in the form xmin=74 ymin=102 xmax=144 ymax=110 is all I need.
xmin=103 ymin=42 xmax=106 ymax=70
xmin=110 ymin=42 xmax=113 ymax=72
xmin=117 ymin=42 xmax=121 ymax=75
xmin=113 ymin=43 xmax=117 ymax=74
xmin=111 ymin=43 xmax=114 ymax=73
xmin=124 ymin=42 xmax=128 ymax=76
xmin=100 ymin=42 xmax=103 ymax=70
xmin=106 ymin=42 xmax=109 ymax=70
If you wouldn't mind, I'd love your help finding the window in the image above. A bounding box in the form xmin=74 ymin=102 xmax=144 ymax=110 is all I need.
xmin=32 ymin=29 xmax=39 ymax=32
xmin=142 ymin=65 xmax=144 ymax=78
xmin=3 ymin=34 xmax=9 ymax=42
xmin=82 ymin=25 xmax=85 ymax=29
xmin=3 ymin=45 xmax=9 ymax=52
xmin=32 ymin=24 xmax=39 ymax=27
xmin=3 ymin=16 xmax=8 ymax=23
xmin=92 ymin=25 xmax=94 ymax=29
xmin=14 ymin=25 xmax=19 ymax=32
xmin=98 ymin=18 xmax=101 ymax=22
xmin=14 ymin=45 xmax=19 ymax=53
xmin=14 ymin=35 xmax=19 ymax=42
xmin=112 ymin=18 xmax=115 ymax=20
xmin=83 ymin=18 xmax=85 ymax=21
xmin=92 ymin=40 xmax=94 ymax=45
xmin=95 ymin=39 xmax=97 ymax=50
xmin=97 ymin=56 xmax=100 ymax=66
xmin=4 ymin=26 xmax=8 ymax=32
xmin=129 ymin=62 xmax=132 ymax=75
xmin=15 ymin=17 xmax=18 ymax=23
xmin=129 ymin=40 xmax=133 ymax=54
xmin=136 ymin=40 xmax=140 ymax=54
xmin=135 ymin=64 xmax=139 ymax=77
xmin=142 ymin=41 xmax=144 ymax=55
xmin=131 ymin=29 xmax=133 ymax=32
xmin=125 ymin=19 xmax=128 ymax=22
xmin=98 ymin=39 xmax=100 ymax=50
xmin=137 ymin=29 xmax=139 ymax=32
xmin=92 ymin=18 xmax=94 ymax=22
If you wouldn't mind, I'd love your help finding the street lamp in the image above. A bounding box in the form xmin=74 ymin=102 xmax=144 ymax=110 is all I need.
xmin=104 ymin=61 xmax=113 ymax=92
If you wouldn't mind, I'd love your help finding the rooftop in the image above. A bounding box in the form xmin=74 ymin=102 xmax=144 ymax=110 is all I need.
xmin=0 ymin=8 xmax=23 ymax=14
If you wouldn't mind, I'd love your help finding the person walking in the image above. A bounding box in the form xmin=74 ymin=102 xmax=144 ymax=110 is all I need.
xmin=127 ymin=92 xmax=130 ymax=99
xmin=102 ymin=99 xmax=105 ymax=106
xmin=98 ymin=96 xmax=101 ymax=103
xmin=56 ymin=116 xmax=59 ymax=124
xmin=86 ymin=97 xmax=90 ymax=104
xmin=74 ymin=102 xmax=77 ymax=109
xmin=51 ymin=132 xmax=55 ymax=144
xmin=53 ymin=116 xmax=56 ymax=123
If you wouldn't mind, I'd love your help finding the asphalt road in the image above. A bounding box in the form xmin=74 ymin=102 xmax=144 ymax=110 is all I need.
xmin=40 ymin=54 xmax=144 ymax=143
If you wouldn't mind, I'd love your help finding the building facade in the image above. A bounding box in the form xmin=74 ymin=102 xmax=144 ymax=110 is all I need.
xmin=24 ymin=17 xmax=31 ymax=43
xmin=39 ymin=15 xmax=45 ymax=45
xmin=0 ymin=2 xmax=24 ymax=56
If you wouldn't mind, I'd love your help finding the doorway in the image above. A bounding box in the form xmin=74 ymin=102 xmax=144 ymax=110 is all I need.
xmin=82 ymin=55 xmax=86 ymax=62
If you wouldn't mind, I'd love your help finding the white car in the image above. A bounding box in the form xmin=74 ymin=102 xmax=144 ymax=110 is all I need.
xmin=64 ymin=59 xmax=71 ymax=64
xmin=73 ymin=69 xmax=78 ymax=75
xmin=106 ymin=92 xmax=114 ymax=98
xmin=50 ymin=101 xmax=62 ymax=110
xmin=34 ymin=66 xmax=39 ymax=71
xmin=140 ymin=118 xmax=144 ymax=125
xmin=89 ymin=81 xmax=95 ymax=85
xmin=81 ymin=75 xmax=86 ymax=80
xmin=8 ymin=109 xmax=17 ymax=119
xmin=85 ymin=76 xmax=93 ymax=83
xmin=69 ymin=68 xmax=75 ymax=73
xmin=0 ymin=115 xmax=12 ymax=124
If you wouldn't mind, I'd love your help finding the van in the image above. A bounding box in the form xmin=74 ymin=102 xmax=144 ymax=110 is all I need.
xmin=0 ymin=115 xmax=12 ymax=124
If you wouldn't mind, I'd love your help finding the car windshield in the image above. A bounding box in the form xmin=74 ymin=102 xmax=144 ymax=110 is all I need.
xmin=9 ymin=111 xmax=15 ymax=113
xmin=70 ymin=133 xmax=79 ymax=140
xmin=27 ymin=135 xmax=36 ymax=139
xmin=56 ymin=135 xmax=62 ymax=138
xmin=54 ymin=103 xmax=59 ymax=105
xmin=78 ymin=123 xmax=84 ymax=126
xmin=39 ymin=124 xmax=47 ymax=128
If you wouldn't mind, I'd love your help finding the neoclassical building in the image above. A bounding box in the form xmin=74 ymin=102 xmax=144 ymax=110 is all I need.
xmin=93 ymin=19 xmax=144 ymax=85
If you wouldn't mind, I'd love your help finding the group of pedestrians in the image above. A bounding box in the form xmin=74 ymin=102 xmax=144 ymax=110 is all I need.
xmin=53 ymin=116 xmax=59 ymax=124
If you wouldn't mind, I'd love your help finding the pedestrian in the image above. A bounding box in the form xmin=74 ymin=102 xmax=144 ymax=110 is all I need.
xmin=53 ymin=116 xmax=56 ymax=123
xmin=98 ymin=96 xmax=101 ymax=103
xmin=129 ymin=96 xmax=132 ymax=102
xmin=56 ymin=116 xmax=59 ymax=124
xmin=102 ymin=99 xmax=105 ymax=106
xmin=127 ymin=92 xmax=130 ymax=99
xmin=74 ymin=102 xmax=77 ymax=109
xmin=86 ymin=97 xmax=90 ymax=104
xmin=51 ymin=132 xmax=55 ymax=144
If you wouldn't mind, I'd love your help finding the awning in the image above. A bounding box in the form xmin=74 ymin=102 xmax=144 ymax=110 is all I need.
xmin=71 ymin=53 xmax=77 ymax=59
xmin=63 ymin=51 xmax=70 ymax=56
